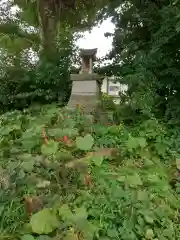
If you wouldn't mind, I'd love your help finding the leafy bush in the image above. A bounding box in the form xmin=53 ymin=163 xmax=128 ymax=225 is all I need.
xmin=107 ymin=0 xmax=180 ymax=124
xmin=0 ymin=57 xmax=71 ymax=113
xmin=100 ymin=93 xmax=116 ymax=111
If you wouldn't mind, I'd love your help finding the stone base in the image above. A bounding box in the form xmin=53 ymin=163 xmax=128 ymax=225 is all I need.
xmin=68 ymin=73 xmax=102 ymax=114
xmin=68 ymin=94 xmax=99 ymax=113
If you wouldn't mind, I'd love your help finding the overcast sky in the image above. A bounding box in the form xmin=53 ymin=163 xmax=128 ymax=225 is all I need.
xmin=77 ymin=19 xmax=115 ymax=58
xmin=3 ymin=0 xmax=115 ymax=59
xmin=5 ymin=0 xmax=115 ymax=58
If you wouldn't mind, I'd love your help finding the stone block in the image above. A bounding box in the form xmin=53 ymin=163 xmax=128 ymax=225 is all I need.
xmin=68 ymin=74 xmax=101 ymax=114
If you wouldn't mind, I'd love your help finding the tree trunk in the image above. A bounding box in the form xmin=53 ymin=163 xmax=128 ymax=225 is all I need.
xmin=38 ymin=0 xmax=59 ymax=62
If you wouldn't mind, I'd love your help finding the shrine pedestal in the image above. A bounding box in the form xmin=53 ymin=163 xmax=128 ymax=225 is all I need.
xmin=67 ymin=48 xmax=102 ymax=114
xmin=68 ymin=73 xmax=101 ymax=113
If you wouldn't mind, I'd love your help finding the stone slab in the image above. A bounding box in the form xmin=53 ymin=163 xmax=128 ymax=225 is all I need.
xmin=68 ymin=94 xmax=100 ymax=113
xmin=70 ymin=73 xmax=101 ymax=81
xmin=72 ymin=80 xmax=98 ymax=94
xmin=68 ymin=75 xmax=101 ymax=114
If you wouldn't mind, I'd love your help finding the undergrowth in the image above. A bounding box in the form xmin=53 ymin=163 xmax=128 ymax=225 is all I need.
xmin=0 ymin=104 xmax=179 ymax=240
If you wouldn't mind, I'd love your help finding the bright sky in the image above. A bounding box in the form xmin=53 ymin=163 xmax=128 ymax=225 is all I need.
xmin=77 ymin=19 xmax=115 ymax=58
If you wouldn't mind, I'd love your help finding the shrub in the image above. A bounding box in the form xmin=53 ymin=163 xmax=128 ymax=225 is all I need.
xmin=100 ymin=93 xmax=116 ymax=111
xmin=0 ymin=57 xmax=71 ymax=113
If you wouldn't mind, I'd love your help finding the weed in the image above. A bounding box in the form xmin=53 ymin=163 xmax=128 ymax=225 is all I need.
xmin=0 ymin=105 xmax=179 ymax=240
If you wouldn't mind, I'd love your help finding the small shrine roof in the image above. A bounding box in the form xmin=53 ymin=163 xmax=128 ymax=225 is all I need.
xmin=80 ymin=48 xmax=97 ymax=59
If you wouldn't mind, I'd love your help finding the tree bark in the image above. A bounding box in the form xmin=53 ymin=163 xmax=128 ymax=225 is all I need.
xmin=38 ymin=0 xmax=59 ymax=62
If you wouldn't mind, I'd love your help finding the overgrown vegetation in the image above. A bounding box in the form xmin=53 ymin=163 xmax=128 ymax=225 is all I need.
xmin=0 ymin=105 xmax=179 ymax=240
xmin=106 ymin=0 xmax=180 ymax=125
xmin=0 ymin=0 xmax=109 ymax=111
xmin=0 ymin=0 xmax=180 ymax=239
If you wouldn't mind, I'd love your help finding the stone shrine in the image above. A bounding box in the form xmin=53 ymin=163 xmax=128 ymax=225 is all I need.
xmin=79 ymin=48 xmax=97 ymax=73
xmin=68 ymin=48 xmax=102 ymax=113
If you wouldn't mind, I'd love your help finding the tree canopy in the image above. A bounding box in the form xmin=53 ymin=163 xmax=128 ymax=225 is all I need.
xmin=0 ymin=0 xmax=180 ymax=125
xmin=0 ymin=0 xmax=112 ymax=110
xmin=103 ymin=0 xmax=180 ymax=124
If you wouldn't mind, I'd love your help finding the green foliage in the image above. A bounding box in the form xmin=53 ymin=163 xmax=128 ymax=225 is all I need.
xmin=0 ymin=0 xmax=180 ymax=239
xmin=0 ymin=1 xmax=73 ymax=111
xmin=78 ymin=161 xmax=179 ymax=239
xmin=30 ymin=208 xmax=59 ymax=234
xmin=76 ymin=134 xmax=94 ymax=151
xmin=0 ymin=105 xmax=179 ymax=240
xmin=101 ymin=93 xmax=116 ymax=111
xmin=89 ymin=155 xmax=104 ymax=166
xmin=0 ymin=55 xmax=71 ymax=112
xmin=41 ymin=140 xmax=59 ymax=157
xmin=0 ymin=0 xmax=113 ymax=113
xmin=21 ymin=235 xmax=36 ymax=240
xmin=105 ymin=0 xmax=180 ymax=124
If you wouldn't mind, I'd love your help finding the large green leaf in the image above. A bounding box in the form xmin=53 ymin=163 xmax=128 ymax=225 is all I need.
xmin=30 ymin=208 xmax=59 ymax=234
xmin=55 ymin=149 xmax=73 ymax=162
xmin=19 ymin=153 xmax=35 ymax=171
xmin=137 ymin=137 xmax=147 ymax=148
xmin=72 ymin=207 xmax=95 ymax=239
xmin=21 ymin=160 xmax=35 ymax=172
xmin=72 ymin=207 xmax=88 ymax=222
xmin=126 ymin=137 xmax=139 ymax=150
xmin=147 ymin=174 xmax=160 ymax=184
xmin=21 ymin=235 xmax=35 ymax=240
xmin=41 ymin=140 xmax=59 ymax=156
xmin=126 ymin=173 xmax=143 ymax=188
xmin=137 ymin=190 xmax=149 ymax=201
xmin=58 ymin=204 xmax=73 ymax=221
xmin=76 ymin=134 xmax=94 ymax=151
xmin=90 ymin=155 xmax=104 ymax=166
xmin=126 ymin=137 xmax=147 ymax=150
xmin=58 ymin=205 xmax=88 ymax=224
